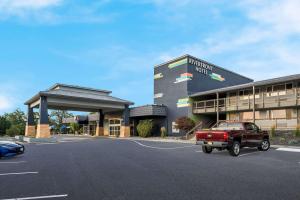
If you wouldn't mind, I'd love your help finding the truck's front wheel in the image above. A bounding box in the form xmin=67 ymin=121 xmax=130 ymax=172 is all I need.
xmin=229 ymin=141 xmax=240 ymax=156
xmin=258 ymin=139 xmax=270 ymax=151
xmin=202 ymin=146 xmax=213 ymax=154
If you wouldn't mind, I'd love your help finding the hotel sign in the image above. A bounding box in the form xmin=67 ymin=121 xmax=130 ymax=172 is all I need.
xmin=189 ymin=57 xmax=225 ymax=82
xmin=188 ymin=58 xmax=213 ymax=75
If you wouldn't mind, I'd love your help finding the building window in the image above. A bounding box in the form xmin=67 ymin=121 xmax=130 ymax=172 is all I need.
xmin=271 ymin=110 xmax=286 ymax=119
xmin=257 ymin=111 xmax=269 ymax=120
xmin=254 ymin=88 xmax=260 ymax=99
xmin=286 ymin=109 xmax=297 ymax=119
xmin=240 ymin=112 xmax=253 ymax=120
xmin=228 ymin=113 xmax=239 ymax=121
xmin=286 ymin=83 xmax=293 ymax=90
xmin=266 ymin=83 xmax=294 ymax=97
xmin=239 ymin=89 xmax=252 ymax=100
xmin=229 ymin=92 xmax=237 ymax=97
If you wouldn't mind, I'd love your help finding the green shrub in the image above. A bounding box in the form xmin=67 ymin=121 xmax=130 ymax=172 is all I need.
xmin=279 ymin=137 xmax=286 ymax=143
xmin=6 ymin=125 xmax=21 ymax=137
xmin=137 ymin=120 xmax=153 ymax=138
xmin=160 ymin=127 xmax=167 ymax=138
xmin=288 ymin=139 xmax=299 ymax=145
xmin=293 ymin=125 xmax=300 ymax=137
xmin=270 ymin=125 xmax=276 ymax=138
xmin=70 ymin=123 xmax=80 ymax=134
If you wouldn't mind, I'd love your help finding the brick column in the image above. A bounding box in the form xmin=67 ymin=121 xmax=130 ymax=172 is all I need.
xmin=25 ymin=106 xmax=36 ymax=137
xmin=36 ymin=96 xmax=51 ymax=138
xmin=95 ymin=110 xmax=104 ymax=136
xmin=120 ymin=105 xmax=130 ymax=137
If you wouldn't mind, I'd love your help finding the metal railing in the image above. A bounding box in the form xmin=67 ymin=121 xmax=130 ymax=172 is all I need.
xmin=193 ymin=90 xmax=300 ymax=114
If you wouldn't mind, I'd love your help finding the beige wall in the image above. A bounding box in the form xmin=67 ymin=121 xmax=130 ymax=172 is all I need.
xmin=226 ymin=108 xmax=299 ymax=130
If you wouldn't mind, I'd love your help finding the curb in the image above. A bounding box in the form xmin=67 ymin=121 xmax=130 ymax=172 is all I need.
xmin=118 ymin=137 xmax=300 ymax=149
xmin=119 ymin=137 xmax=195 ymax=144
xmin=271 ymin=145 xmax=300 ymax=149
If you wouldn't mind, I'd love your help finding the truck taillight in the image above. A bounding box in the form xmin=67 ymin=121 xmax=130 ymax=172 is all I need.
xmin=223 ymin=132 xmax=229 ymax=141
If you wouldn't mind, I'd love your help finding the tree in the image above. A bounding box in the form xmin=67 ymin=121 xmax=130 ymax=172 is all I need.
xmin=50 ymin=110 xmax=74 ymax=133
xmin=4 ymin=109 xmax=26 ymax=136
xmin=0 ymin=116 xmax=11 ymax=136
xmin=6 ymin=125 xmax=21 ymax=137
xmin=175 ymin=117 xmax=195 ymax=132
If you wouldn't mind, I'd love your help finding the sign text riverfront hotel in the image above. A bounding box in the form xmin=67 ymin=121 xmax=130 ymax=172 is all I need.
xmin=188 ymin=58 xmax=213 ymax=75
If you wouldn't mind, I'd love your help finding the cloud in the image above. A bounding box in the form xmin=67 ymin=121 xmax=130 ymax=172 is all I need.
xmin=241 ymin=0 xmax=300 ymax=35
xmin=0 ymin=95 xmax=14 ymax=114
xmin=0 ymin=88 xmax=16 ymax=114
xmin=0 ymin=82 xmax=31 ymax=114
xmin=0 ymin=0 xmax=61 ymax=10
xmin=0 ymin=0 xmax=62 ymax=22
xmin=0 ymin=0 xmax=114 ymax=24
xmin=156 ymin=0 xmax=300 ymax=80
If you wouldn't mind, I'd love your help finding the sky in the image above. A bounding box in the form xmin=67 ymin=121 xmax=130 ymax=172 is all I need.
xmin=0 ymin=0 xmax=300 ymax=114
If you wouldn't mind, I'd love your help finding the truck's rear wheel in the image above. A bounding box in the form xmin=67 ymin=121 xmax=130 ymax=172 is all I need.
xmin=258 ymin=139 xmax=270 ymax=151
xmin=202 ymin=146 xmax=213 ymax=154
xmin=229 ymin=141 xmax=240 ymax=156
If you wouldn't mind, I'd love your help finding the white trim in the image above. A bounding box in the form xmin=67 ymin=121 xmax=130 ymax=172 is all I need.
xmin=1 ymin=194 xmax=68 ymax=200
xmin=0 ymin=172 xmax=38 ymax=176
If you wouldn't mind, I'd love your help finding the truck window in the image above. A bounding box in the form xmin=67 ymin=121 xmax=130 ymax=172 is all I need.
xmin=245 ymin=123 xmax=259 ymax=131
xmin=245 ymin=123 xmax=253 ymax=131
xmin=213 ymin=122 xmax=244 ymax=130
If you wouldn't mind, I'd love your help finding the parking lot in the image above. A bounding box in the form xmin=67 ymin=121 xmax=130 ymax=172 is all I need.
xmin=0 ymin=137 xmax=300 ymax=200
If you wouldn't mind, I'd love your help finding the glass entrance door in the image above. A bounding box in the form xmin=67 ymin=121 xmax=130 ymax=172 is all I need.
xmin=109 ymin=119 xmax=121 ymax=136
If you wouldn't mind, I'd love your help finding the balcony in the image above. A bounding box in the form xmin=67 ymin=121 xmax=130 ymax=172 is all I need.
xmin=193 ymin=89 xmax=300 ymax=114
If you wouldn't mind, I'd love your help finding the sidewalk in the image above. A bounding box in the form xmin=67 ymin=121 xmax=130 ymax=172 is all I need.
xmin=271 ymin=145 xmax=300 ymax=149
xmin=120 ymin=137 xmax=196 ymax=144
xmin=120 ymin=136 xmax=300 ymax=149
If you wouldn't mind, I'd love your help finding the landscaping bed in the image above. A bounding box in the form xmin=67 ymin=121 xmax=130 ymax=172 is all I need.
xmin=270 ymin=131 xmax=300 ymax=146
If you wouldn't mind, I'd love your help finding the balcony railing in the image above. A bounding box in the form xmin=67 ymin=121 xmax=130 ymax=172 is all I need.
xmin=193 ymin=89 xmax=300 ymax=114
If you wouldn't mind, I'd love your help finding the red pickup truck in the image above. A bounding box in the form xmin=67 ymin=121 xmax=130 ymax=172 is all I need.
xmin=195 ymin=122 xmax=270 ymax=156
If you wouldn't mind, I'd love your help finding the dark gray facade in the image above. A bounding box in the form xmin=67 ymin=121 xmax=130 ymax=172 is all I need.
xmin=130 ymin=105 xmax=167 ymax=117
xmin=154 ymin=55 xmax=253 ymax=136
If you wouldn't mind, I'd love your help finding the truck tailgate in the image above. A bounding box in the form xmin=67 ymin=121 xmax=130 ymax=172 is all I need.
xmin=196 ymin=131 xmax=228 ymax=141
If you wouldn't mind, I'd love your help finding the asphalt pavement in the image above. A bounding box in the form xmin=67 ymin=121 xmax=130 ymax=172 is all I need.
xmin=0 ymin=137 xmax=299 ymax=200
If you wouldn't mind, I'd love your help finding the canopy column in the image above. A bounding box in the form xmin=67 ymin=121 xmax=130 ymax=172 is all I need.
xmin=120 ymin=105 xmax=130 ymax=137
xmin=95 ymin=109 xmax=104 ymax=136
xmin=25 ymin=106 xmax=36 ymax=137
xmin=36 ymin=96 xmax=51 ymax=138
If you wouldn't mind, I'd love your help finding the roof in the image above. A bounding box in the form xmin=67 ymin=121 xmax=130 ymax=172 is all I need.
xmin=190 ymin=74 xmax=300 ymax=97
xmin=130 ymin=104 xmax=167 ymax=117
xmin=25 ymin=83 xmax=134 ymax=105
xmin=48 ymin=83 xmax=112 ymax=94
xmin=154 ymin=54 xmax=253 ymax=81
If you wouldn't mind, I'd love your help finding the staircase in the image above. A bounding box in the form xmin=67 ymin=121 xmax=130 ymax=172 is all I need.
xmin=184 ymin=120 xmax=215 ymax=140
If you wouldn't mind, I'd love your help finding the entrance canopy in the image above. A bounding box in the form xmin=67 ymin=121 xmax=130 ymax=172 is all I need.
xmin=25 ymin=83 xmax=133 ymax=112
xmin=24 ymin=83 xmax=133 ymax=138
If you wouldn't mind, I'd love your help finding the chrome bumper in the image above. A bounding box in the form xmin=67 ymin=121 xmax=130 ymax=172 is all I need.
xmin=196 ymin=141 xmax=228 ymax=148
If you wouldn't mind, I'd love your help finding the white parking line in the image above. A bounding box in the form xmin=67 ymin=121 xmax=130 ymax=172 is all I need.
xmin=0 ymin=161 xmax=27 ymax=164
xmin=1 ymin=194 xmax=68 ymax=200
xmin=276 ymin=148 xmax=300 ymax=153
xmin=239 ymin=151 xmax=260 ymax=157
xmin=0 ymin=172 xmax=38 ymax=176
xmin=132 ymin=140 xmax=196 ymax=150
xmin=35 ymin=143 xmax=58 ymax=145
xmin=195 ymin=150 xmax=203 ymax=153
